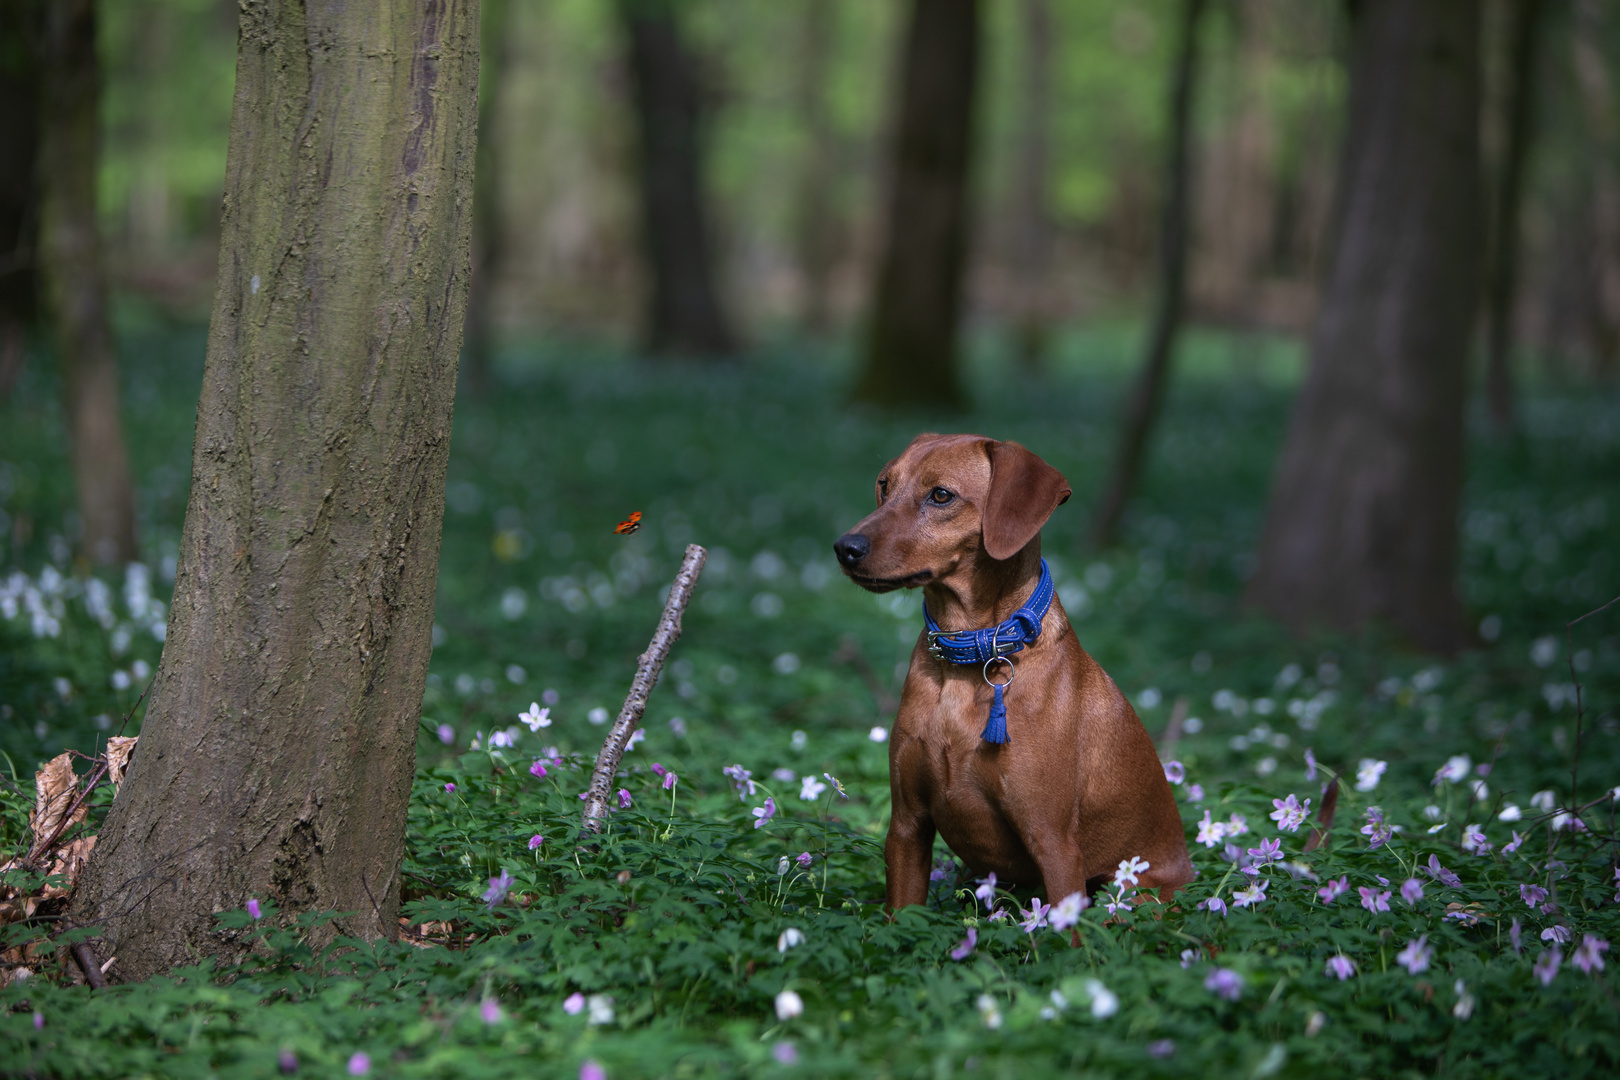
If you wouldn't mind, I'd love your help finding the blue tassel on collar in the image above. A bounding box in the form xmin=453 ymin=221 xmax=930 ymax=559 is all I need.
xmin=922 ymin=559 xmax=1055 ymax=744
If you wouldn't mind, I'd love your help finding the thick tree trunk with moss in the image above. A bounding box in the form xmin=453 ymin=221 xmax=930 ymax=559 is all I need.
xmin=618 ymin=0 xmax=734 ymax=357
xmin=37 ymin=0 xmax=138 ymax=564
xmin=1246 ymin=0 xmax=1479 ymax=653
xmin=853 ymin=0 xmax=979 ymax=409
xmin=68 ymin=0 xmax=480 ymax=982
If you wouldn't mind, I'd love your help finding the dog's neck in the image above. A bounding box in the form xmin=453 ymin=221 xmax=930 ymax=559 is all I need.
xmin=921 ymin=541 xmax=1044 ymax=632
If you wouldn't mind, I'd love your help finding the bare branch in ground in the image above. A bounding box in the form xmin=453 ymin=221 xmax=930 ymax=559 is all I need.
xmin=582 ymin=544 xmax=707 ymax=832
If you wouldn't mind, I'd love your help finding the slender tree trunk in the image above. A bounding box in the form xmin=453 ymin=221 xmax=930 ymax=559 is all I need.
xmin=0 ymin=0 xmax=42 ymax=399
xmin=794 ymin=0 xmax=837 ymax=336
xmin=852 ymin=0 xmax=980 ymax=409
xmin=1090 ymin=0 xmax=1207 ymax=549
xmin=36 ymin=0 xmax=138 ymax=565
xmin=461 ymin=0 xmax=510 ymax=395
xmin=68 ymin=0 xmax=480 ymax=982
xmin=1484 ymin=0 xmax=1545 ymax=433
xmin=618 ymin=0 xmax=734 ymax=357
xmin=1572 ymin=0 xmax=1620 ymax=374
xmin=1246 ymin=0 xmax=1480 ymax=654
xmin=1011 ymin=0 xmax=1053 ymax=375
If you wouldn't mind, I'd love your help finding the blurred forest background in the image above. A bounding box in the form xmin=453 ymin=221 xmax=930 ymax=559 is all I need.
xmin=2 ymin=0 xmax=1617 ymax=373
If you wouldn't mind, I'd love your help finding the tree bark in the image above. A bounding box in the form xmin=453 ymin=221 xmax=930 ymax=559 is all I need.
xmin=618 ymin=0 xmax=734 ymax=357
xmin=1571 ymin=0 xmax=1620 ymax=375
xmin=1246 ymin=0 xmax=1480 ymax=654
xmin=1090 ymin=0 xmax=1207 ymax=550
xmin=1483 ymin=0 xmax=1545 ymax=433
xmin=68 ymin=0 xmax=480 ymax=981
xmin=0 ymin=0 xmax=42 ymax=399
xmin=852 ymin=0 xmax=980 ymax=410
xmin=36 ymin=0 xmax=139 ymax=565
xmin=1011 ymin=0 xmax=1053 ymax=376
xmin=460 ymin=0 xmax=510 ymax=395
xmin=794 ymin=0 xmax=837 ymax=337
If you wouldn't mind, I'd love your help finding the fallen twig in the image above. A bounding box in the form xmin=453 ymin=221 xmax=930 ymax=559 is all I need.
xmin=70 ymin=940 xmax=106 ymax=989
xmin=582 ymin=545 xmax=707 ymax=832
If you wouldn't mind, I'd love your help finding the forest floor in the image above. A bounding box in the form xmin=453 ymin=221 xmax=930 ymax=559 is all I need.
xmin=1 ymin=323 xmax=1617 ymax=1077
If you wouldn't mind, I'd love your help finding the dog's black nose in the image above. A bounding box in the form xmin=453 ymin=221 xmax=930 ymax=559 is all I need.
xmin=833 ymin=533 xmax=870 ymax=567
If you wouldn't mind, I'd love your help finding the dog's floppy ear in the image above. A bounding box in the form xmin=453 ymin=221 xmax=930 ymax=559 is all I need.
xmin=982 ymin=441 xmax=1072 ymax=561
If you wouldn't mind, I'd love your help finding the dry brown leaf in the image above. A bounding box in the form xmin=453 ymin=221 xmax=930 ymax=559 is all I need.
xmin=1 ymin=967 xmax=33 ymax=988
xmin=105 ymin=736 xmax=138 ymax=792
xmin=42 ymin=835 xmax=97 ymax=899
xmin=30 ymin=752 xmax=83 ymax=843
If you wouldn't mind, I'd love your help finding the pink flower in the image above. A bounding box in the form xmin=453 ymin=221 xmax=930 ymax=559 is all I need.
xmin=1317 ymin=877 xmax=1350 ymax=904
xmin=528 ymin=834 xmax=544 ymax=850
xmin=1358 ymin=887 xmax=1391 ymax=913
xmin=1534 ymin=947 xmax=1562 ymax=986
xmin=529 ymin=760 xmax=548 ymax=779
xmin=480 ymin=999 xmax=503 ymax=1024
xmin=950 ymin=927 xmax=977 ymax=961
xmin=1195 ymin=811 xmax=1227 ymax=848
xmin=246 ymin=898 xmax=262 ymax=920
xmin=580 ymin=1060 xmax=606 ymax=1080
xmin=1572 ymin=934 xmax=1609 ymax=974
xmin=1270 ymin=794 xmax=1311 ymax=833
xmin=796 ymin=851 xmax=813 ymax=868
xmin=1325 ymin=955 xmax=1356 ymax=980
xmin=617 ymin=789 xmax=632 ymax=809
xmin=1360 ymin=807 xmax=1391 ymax=848
xmin=483 ymin=869 xmax=513 ymax=909
xmin=564 ymin=992 xmax=586 ymax=1015
xmin=347 ymin=1053 xmax=371 ymax=1076
xmin=1247 ymin=837 xmax=1283 ymax=865
xmin=1520 ymin=883 xmax=1548 ymax=908
xmin=751 ymin=797 xmax=776 ymax=828
xmin=1396 ymin=936 xmax=1432 ymax=975
xmin=444 ymin=783 xmax=456 ymax=794
xmin=1400 ymin=878 xmax=1424 ymax=906
xmin=650 ymin=762 xmax=668 ymax=778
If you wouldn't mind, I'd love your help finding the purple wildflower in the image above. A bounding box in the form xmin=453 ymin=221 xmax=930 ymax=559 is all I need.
xmin=580 ymin=1061 xmax=606 ymax=1080
xmin=529 ymin=760 xmax=547 ymax=779
xmin=662 ymin=771 xmax=678 ymax=790
xmin=1358 ymin=887 xmax=1391 ymax=913
xmin=278 ymin=1049 xmax=297 ymax=1073
xmin=1424 ymin=855 xmax=1462 ymax=888
xmin=722 ymin=764 xmax=757 ymax=799
xmin=1504 ymin=830 xmax=1525 ymax=854
xmin=1542 ymin=925 xmax=1571 ymax=945
xmin=1521 ymin=883 xmax=1549 ymax=908
xmin=1204 ymin=967 xmax=1243 ymax=1002
xmin=1325 ymin=955 xmax=1356 ymax=980
xmin=1510 ymin=918 xmax=1523 ymax=953
xmin=1361 ymin=807 xmax=1392 ymax=848
xmin=751 ymin=796 xmax=776 ymax=828
xmin=1461 ymin=824 xmax=1491 ymax=855
xmin=483 ymin=869 xmax=513 ymax=909
xmin=1201 ymin=895 xmax=1228 ymax=917
xmin=1148 ymin=1039 xmax=1176 ymax=1059
xmin=1248 ymin=837 xmax=1283 ymax=865
xmin=528 ymin=834 xmax=544 ymax=850
xmin=1270 ymin=794 xmax=1311 ymax=833
xmin=1233 ymin=880 xmax=1268 ymax=908
xmin=1573 ymin=934 xmax=1608 ymax=974
xmin=444 ymin=783 xmax=456 ymax=794
xmin=436 ymin=723 xmax=455 ymax=744
xmin=1318 ymin=877 xmax=1350 ymax=904
xmin=974 ymin=873 xmax=999 ymax=909
xmin=1613 ymin=866 xmax=1620 ymax=904
xmin=1401 ymin=878 xmax=1424 ymax=906
xmin=1163 ymin=761 xmax=1186 ymax=785
xmin=651 ymin=762 xmax=668 ymax=778
xmin=1225 ymin=813 xmax=1250 ymax=837
xmin=246 ymin=898 xmax=262 ymax=920
xmin=563 ymin=992 xmax=585 ymax=1014
xmin=480 ymin=999 xmax=503 ymax=1024
xmin=796 ymin=851 xmax=813 ymax=868
xmin=617 ymin=788 xmax=632 ymax=809
xmin=950 ymin=927 xmax=978 ymax=961
xmin=347 ymin=1053 xmax=371 ymax=1076
xmin=772 ymin=1042 xmax=799 ymax=1065
xmin=1195 ymin=811 xmax=1226 ymax=848
xmin=1186 ymin=783 xmax=1205 ymax=802
xmin=1395 ymin=936 xmax=1432 ymax=974
xmin=1304 ymin=747 xmax=1318 ymax=781
xmin=1534 ymin=947 xmax=1562 ymax=986
xmin=1019 ymin=899 xmax=1050 ymax=933
xmin=32 ymin=1012 xmax=42 ymax=1030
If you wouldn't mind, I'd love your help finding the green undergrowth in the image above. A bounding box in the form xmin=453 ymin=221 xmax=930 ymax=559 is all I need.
xmin=0 ymin=326 xmax=1617 ymax=1077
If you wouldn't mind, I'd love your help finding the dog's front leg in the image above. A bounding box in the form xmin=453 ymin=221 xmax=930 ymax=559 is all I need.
xmin=884 ymin=809 xmax=935 ymax=910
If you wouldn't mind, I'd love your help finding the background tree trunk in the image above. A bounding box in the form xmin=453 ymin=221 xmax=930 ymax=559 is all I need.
xmin=794 ymin=0 xmax=837 ymax=337
xmin=852 ymin=0 xmax=980 ymax=409
xmin=461 ymin=0 xmax=511 ymax=395
xmin=0 ymin=0 xmax=42 ymax=399
xmin=1571 ymin=0 xmax=1620 ymax=375
xmin=37 ymin=0 xmax=138 ymax=565
xmin=68 ymin=0 xmax=480 ymax=981
xmin=1090 ymin=0 xmax=1207 ymax=549
xmin=618 ymin=0 xmax=734 ymax=357
xmin=1010 ymin=0 xmax=1053 ymax=376
xmin=1483 ymin=0 xmax=1546 ymax=433
xmin=1246 ymin=0 xmax=1481 ymax=654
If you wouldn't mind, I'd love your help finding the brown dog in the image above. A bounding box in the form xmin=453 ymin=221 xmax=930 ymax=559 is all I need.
xmin=833 ymin=434 xmax=1193 ymax=910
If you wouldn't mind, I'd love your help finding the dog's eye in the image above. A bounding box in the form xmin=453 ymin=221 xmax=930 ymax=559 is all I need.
xmin=928 ymin=487 xmax=955 ymax=505
xmin=878 ymin=478 xmax=889 ymax=503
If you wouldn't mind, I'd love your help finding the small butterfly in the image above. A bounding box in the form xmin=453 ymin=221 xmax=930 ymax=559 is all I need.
xmin=614 ymin=511 xmax=642 ymax=535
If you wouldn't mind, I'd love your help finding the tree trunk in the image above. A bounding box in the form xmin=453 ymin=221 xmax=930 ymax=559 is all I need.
xmin=618 ymin=0 xmax=734 ymax=357
xmin=0 ymin=0 xmax=42 ymax=399
xmin=794 ymin=0 xmax=837 ymax=336
xmin=1571 ymin=0 xmax=1620 ymax=375
xmin=68 ymin=0 xmax=480 ymax=982
xmin=1090 ymin=0 xmax=1207 ymax=549
xmin=851 ymin=0 xmax=980 ymax=409
xmin=1011 ymin=0 xmax=1053 ymax=375
xmin=1246 ymin=0 xmax=1480 ymax=654
xmin=1483 ymin=0 xmax=1545 ymax=433
xmin=36 ymin=0 xmax=138 ymax=565
xmin=461 ymin=0 xmax=511 ymax=395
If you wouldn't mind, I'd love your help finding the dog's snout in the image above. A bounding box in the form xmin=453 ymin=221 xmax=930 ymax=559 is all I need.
xmin=833 ymin=533 xmax=871 ymax=567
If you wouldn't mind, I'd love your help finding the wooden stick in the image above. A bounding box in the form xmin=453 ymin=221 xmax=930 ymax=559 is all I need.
xmin=582 ymin=544 xmax=707 ymax=832
xmin=70 ymin=940 xmax=106 ymax=989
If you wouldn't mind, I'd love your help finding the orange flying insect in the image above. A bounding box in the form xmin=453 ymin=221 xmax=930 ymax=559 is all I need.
xmin=614 ymin=511 xmax=642 ymax=535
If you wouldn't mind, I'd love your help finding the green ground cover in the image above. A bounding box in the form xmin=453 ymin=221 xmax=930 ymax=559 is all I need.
xmin=0 ymin=325 xmax=1617 ymax=1078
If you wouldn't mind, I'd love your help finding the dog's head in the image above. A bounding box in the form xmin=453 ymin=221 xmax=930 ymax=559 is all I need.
xmin=832 ymin=434 xmax=1071 ymax=592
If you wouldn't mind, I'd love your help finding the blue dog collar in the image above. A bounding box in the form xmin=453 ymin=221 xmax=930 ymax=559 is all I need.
xmin=921 ymin=559 xmax=1054 ymax=744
